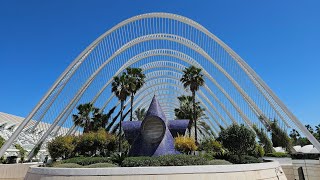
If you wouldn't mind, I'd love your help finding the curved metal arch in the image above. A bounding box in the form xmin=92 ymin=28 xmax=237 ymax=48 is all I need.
xmin=132 ymin=74 xmax=228 ymax=126
xmin=87 ymin=33 xmax=266 ymax=123
xmin=131 ymin=82 xmax=224 ymax=129
xmin=2 ymin=12 xmax=318 ymax=158
xmin=94 ymin=50 xmax=245 ymax=125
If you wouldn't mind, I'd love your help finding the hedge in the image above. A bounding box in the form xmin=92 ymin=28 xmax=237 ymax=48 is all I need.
xmin=62 ymin=156 xmax=112 ymax=166
xmin=226 ymin=155 xmax=262 ymax=164
xmin=265 ymin=152 xmax=289 ymax=158
xmin=122 ymin=154 xmax=207 ymax=167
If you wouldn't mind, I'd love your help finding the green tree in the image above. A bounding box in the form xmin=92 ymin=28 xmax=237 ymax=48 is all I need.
xmin=305 ymin=124 xmax=314 ymax=134
xmin=126 ymin=67 xmax=145 ymax=122
xmin=174 ymin=95 xmax=208 ymax=137
xmin=315 ymin=124 xmax=320 ymax=141
xmin=289 ymin=129 xmax=301 ymax=145
xmin=180 ymin=66 xmax=205 ymax=144
xmin=0 ymin=136 xmax=5 ymax=163
xmin=14 ymin=144 xmax=27 ymax=163
xmin=111 ymin=72 xmax=130 ymax=152
xmin=47 ymin=136 xmax=75 ymax=161
xmin=133 ymin=108 xmax=146 ymax=121
xmin=270 ymin=120 xmax=292 ymax=152
xmin=218 ymin=124 xmax=256 ymax=161
xmin=252 ymin=124 xmax=274 ymax=153
xmin=72 ymin=103 xmax=98 ymax=133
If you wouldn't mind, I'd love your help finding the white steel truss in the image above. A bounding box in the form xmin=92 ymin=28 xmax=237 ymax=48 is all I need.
xmin=1 ymin=12 xmax=319 ymax=159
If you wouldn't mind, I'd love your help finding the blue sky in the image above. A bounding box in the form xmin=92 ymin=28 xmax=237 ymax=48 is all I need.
xmin=0 ymin=1 xmax=319 ymax=127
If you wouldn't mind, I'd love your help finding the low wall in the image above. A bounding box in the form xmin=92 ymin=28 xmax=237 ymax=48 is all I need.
xmin=264 ymin=157 xmax=320 ymax=180
xmin=291 ymin=159 xmax=320 ymax=180
xmin=25 ymin=161 xmax=286 ymax=180
xmin=0 ymin=163 xmax=40 ymax=180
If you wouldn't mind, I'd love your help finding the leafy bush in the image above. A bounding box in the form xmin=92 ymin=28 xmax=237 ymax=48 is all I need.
xmin=54 ymin=163 xmax=82 ymax=168
xmin=199 ymin=138 xmax=224 ymax=158
xmin=122 ymin=154 xmax=207 ymax=167
xmin=206 ymin=159 xmax=232 ymax=165
xmin=174 ymin=135 xmax=197 ymax=154
xmin=227 ymin=155 xmax=262 ymax=164
xmin=86 ymin=163 xmax=117 ymax=168
xmin=250 ymin=144 xmax=265 ymax=158
xmin=218 ymin=124 xmax=256 ymax=159
xmin=270 ymin=120 xmax=292 ymax=153
xmin=75 ymin=129 xmax=117 ymax=157
xmin=265 ymin=152 xmax=289 ymax=158
xmin=48 ymin=136 xmax=75 ymax=160
xmin=110 ymin=152 xmax=127 ymax=166
xmin=252 ymin=124 xmax=274 ymax=153
xmin=15 ymin=144 xmax=27 ymax=162
xmin=63 ymin=156 xmax=112 ymax=166
xmin=0 ymin=136 xmax=5 ymax=163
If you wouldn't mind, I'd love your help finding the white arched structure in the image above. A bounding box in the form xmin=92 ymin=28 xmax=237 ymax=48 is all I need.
xmin=1 ymin=12 xmax=319 ymax=159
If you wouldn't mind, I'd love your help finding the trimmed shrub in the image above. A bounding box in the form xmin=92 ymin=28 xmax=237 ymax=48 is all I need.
xmin=174 ymin=135 xmax=197 ymax=154
xmin=63 ymin=156 xmax=112 ymax=166
xmin=86 ymin=163 xmax=117 ymax=168
xmin=265 ymin=152 xmax=289 ymax=158
xmin=54 ymin=163 xmax=82 ymax=168
xmin=122 ymin=154 xmax=207 ymax=167
xmin=206 ymin=159 xmax=232 ymax=165
xmin=48 ymin=136 xmax=75 ymax=160
xmin=218 ymin=124 xmax=256 ymax=159
xmin=227 ymin=155 xmax=262 ymax=164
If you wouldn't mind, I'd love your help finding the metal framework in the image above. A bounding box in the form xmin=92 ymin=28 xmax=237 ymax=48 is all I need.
xmin=1 ymin=12 xmax=319 ymax=159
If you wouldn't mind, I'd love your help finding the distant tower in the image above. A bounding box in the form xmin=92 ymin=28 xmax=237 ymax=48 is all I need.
xmin=122 ymin=95 xmax=190 ymax=156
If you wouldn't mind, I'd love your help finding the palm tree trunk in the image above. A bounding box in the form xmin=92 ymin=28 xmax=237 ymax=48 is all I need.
xmin=130 ymin=94 xmax=134 ymax=121
xmin=119 ymin=100 xmax=124 ymax=152
xmin=192 ymin=91 xmax=198 ymax=145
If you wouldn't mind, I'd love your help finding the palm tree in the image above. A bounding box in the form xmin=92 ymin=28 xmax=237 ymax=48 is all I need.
xmin=289 ymin=129 xmax=300 ymax=146
xmin=174 ymin=95 xmax=206 ymax=137
xmin=133 ymin=108 xmax=147 ymax=121
xmin=72 ymin=103 xmax=97 ymax=133
xmin=111 ymin=72 xmax=130 ymax=152
xmin=180 ymin=66 xmax=205 ymax=144
xmin=126 ymin=67 xmax=146 ymax=121
xmin=305 ymin=124 xmax=314 ymax=134
xmin=315 ymin=124 xmax=320 ymax=141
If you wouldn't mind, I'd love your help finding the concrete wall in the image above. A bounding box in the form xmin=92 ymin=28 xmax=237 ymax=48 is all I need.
xmin=0 ymin=163 xmax=39 ymax=180
xmin=265 ymin=158 xmax=320 ymax=180
xmin=25 ymin=162 xmax=287 ymax=180
xmin=291 ymin=159 xmax=320 ymax=180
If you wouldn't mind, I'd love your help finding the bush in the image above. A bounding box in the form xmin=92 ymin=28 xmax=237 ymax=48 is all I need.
xmin=63 ymin=156 xmax=112 ymax=166
xmin=75 ymin=129 xmax=117 ymax=157
xmin=86 ymin=163 xmax=117 ymax=168
xmin=199 ymin=138 xmax=224 ymax=158
xmin=174 ymin=135 xmax=197 ymax=154
xmin=48 ymin=136 xmax=75 ymax=160
xmin=54 ymin=163 xmax=82 ymax=168
xmin=15 ymin=144 xmax=27 ymax=162
xmin=0 ymin=136 xmax=5 ymax=164
xmin=250 ymin=144 xmax=265 ymax=158
xmin=252 ymin=124 xmax=274 ymax=153
xmin=227 ymin=155 xmax=262 ymax=164
xmin=122 ymin=154 xmax=207 ymax=167
xmin=218 ymin=124 xmax=256 ymax=159
xmin=265 ymin=152 xmax=289 ymax=158
xmin=206 ymin=159 xmax=232 ymax=165
xmin=110 ymin=152 xmax=127 ymax=166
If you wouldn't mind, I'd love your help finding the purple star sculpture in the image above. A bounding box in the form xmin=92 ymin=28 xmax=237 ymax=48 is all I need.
xmin=122 ymin=95 xmax=190 ymax=157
